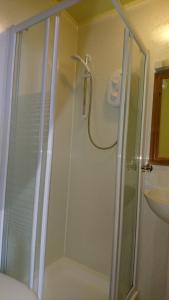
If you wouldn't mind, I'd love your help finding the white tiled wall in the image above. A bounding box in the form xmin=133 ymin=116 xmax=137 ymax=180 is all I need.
xmin=65 ymin=12 xmax=125 ymax=275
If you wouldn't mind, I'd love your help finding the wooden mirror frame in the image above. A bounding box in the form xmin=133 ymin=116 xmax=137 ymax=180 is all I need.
xmin=150 ymin=68 xmax=169 ymax=165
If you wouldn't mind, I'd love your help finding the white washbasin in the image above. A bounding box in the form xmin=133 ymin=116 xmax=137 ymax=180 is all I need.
xmin=0 ymin=273 xmax=37 ymax=300
xmin=144 ymin=188 xmax=169 ymax=223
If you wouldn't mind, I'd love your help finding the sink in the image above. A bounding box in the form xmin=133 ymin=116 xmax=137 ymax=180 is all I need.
xmin=144 ymin=189 xmax=169 ymax=223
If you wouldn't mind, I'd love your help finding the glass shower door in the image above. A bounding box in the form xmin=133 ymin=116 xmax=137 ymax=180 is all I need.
xmin=1 ymin=20 xmax=46 ymax=284
xmin=1 ymin=16 xmax=60 ymax=300
xmin=118 ymin=38 xmax=146 ymax=299
xmin=113 ymin=33 xmax=147 ymax=300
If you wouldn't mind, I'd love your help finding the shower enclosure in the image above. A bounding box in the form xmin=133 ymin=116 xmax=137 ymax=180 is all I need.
xmin=0 ymin=0 xmax=148 ymax=300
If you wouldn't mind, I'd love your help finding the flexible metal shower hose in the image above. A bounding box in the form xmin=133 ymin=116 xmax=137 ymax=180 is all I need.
xmin=87 ymin=75 xmax=118 ymax=150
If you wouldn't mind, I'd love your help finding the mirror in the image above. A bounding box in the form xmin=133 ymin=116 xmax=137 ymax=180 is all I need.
xmin=150 ymin=68 xmax=169 ymax=165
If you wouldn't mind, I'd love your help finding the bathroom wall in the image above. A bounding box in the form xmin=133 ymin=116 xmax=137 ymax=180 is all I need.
xmin=65 ymin=12 xmax=125 ymax=275
xmin=45 ymin=12 xmax=78 ymax=265
xmin=0 ymin=0 xmax=58 ymax=31
xmin=124 ymin=0 xmax=169 ymax=299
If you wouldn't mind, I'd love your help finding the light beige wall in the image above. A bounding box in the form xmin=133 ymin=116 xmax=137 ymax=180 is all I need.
xmin=45 ymin=12 xmax=78 ymax=265
xmin=0 ymin=0 xmax=58 ymax=31
xmin=65 ymin=12 xmax=125 ymax=275
xmin=124 ymin=1 xmax=169 ymax=299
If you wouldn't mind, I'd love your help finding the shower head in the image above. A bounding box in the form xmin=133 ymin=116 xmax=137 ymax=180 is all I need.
xmin=71 ymin=54 xmax=91 ymax=74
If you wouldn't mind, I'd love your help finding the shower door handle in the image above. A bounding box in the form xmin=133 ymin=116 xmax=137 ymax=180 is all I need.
xmin=141 ymin=163 xmax=153 ymax=173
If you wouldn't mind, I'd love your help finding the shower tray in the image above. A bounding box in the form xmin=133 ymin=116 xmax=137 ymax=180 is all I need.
xmin=43 ymin=257 xmax=109 ymax=300
xmin=0 ymin=273 xmax=37 ymax=300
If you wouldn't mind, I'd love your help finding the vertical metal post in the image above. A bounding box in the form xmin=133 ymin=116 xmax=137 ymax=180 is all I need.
xmin=133 ymin=51 xmax=150 ymax=286
xmin=110 ymin=28 xmax=131 ymax=300
xmin=38 ymin=16 xmax=60 ymax=300
xmin=111 ymin=0 xmax=147 ymax=55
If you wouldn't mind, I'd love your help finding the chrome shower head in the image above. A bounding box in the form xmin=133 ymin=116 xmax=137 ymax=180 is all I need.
xmin=71 ymin=54 xmax=91 ymax=74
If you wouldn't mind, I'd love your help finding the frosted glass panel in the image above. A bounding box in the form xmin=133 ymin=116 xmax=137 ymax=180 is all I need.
xmin=32 ymin=17 xmax=55 ymax=294
xmin=2 ymin=21 xmax=46 ymax=285
xmin=118 ymin=39 xmax=145 ymax=300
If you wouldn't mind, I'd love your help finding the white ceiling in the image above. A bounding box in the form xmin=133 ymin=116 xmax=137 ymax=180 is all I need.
xmin=58 ymin=0 xmax=137 ymax=23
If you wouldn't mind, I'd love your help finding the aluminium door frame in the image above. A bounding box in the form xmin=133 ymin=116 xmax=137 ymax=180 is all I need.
xmin=36 ymin=16 xmax=60 ymax=300
xmin=110 ymin=1 xmax=149 ymax=298
xmin=111 ymin=35 xmax=149 ymax=300
xmin=110 ymin=27 xmax=132 ymax=300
